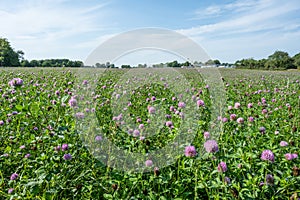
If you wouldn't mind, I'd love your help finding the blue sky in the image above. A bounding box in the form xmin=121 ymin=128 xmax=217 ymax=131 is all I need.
xmin=0 ymin=0 xmax=300 ymax=64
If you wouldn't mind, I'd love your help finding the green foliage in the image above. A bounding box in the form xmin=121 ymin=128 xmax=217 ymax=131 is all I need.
xmin=293 ymin=53 xmax=300 ymax=69
xmin=236 ymin=51 xmax=297 ymax=70
xmin=0 ymin=68 xmax=299 ymax=199
xmin=0 ymin=38 xmax=21 ymax=67
xmin=121 ymin=64 xmax=131 ymax=68
xmin=265 ymin=51 xmax=295 ymax=70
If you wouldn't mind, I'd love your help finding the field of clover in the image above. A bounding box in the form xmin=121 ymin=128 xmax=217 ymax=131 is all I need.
xmin=0 ymin=67 xmax=299 ymax=200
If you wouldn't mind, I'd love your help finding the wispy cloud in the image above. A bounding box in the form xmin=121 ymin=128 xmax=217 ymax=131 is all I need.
xmin=0 ymin=0 xmax=111 ymax=59
xmin=179 ymin=0 xmax=300 ymax=62
xmin=192 ymin=0 xmax=264 ymax=20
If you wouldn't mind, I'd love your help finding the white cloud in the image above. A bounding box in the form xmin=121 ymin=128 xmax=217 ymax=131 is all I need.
xmin=179 ymin=0 xmax=300 ymax=62
xmin=0 ymin=0 xmax=110 ymax=60
xmin=192 ymin=0 xmax=265 ymax=20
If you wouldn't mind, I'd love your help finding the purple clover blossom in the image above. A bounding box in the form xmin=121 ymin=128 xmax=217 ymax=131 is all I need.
xmin=170 ymin=106 xmax=175 ymax=111
xmin=262 ymin=109 xmax=268 ymax=115
xmin=285 ymin=153 xmax=298 ymax=160
xmin=75 ymin=112 xmax=85 ymax=119
xmin=148 ymin=106 xmax=156 ymax=114
xmin=184 ymin=145 xmax=197 ymax=157
xmin=224 ymin=177 xmax=231 ymax=184
xmin=230 ymin=114 xmax=237 ymax=121
xmin=204 ymin=140 xmax=219 ymax=153
xmin=8 ymin=78 xmax=23 ymax=87
xmin=266 ymin=174 xmax=274 ymax=185
xmin=259 ymin=126 xmax=266 ymax=133
xmin=279 ymin=141 xmax=288 ymax=147
xmin=204 ymin=132 xmax=210 ymax=139
xmin=62 ymin=144 xmax=69 ymax=151
xmin=139 ymin=124 xmax=144 ymax=129
xmin=234 ymin=102 xmax=241 ymax=109
xmin=218 ymin=162 xmax=227 ymax=172
xmin=236 ymin=117 xmax=244 ymax=124
xmin=145 ymin=160 xmax=153 ymax=167
xmin=292 ymin=153 xmax=298 ymax=159
xmin=10 ymin=173 xmax=18 ymax=180
xmin=261 ymin=150 xmax=274 ymax=162
xmin=165 ymin=121 xmax=173 ymax=127
xmin=63 ymin=153 xmax=72 ymax=160
xmin=222 ymin=117 xmax=228 ymax=123
xmin=259 ymin=182 xmax=265 ymax=187
xmin=133 ymin=129 xmax=140 ymax=137
xmin=285 ymin=153 xmax=294 ymax=160
xmin=139 ymin=136 xmax=145 ymax=141
xmin=82 ymin=80 xmax=88 ymax=85
xmin=178 ymin=102 xmax=186 ymax=108
xmin=95 ymin=135 xmax=102 ymax=142
xmin=197 ymin=99 xmax=205 ymax=107
xmin=54 ymin=145 xmax=61 ymax=151
xmin=8 ymin=188 xmax=14 ymax=194
xmin=248 ymin=116 xmax=254 ymax=122
xmin=24 ymin=154 xmax=31 ymax=158
xmin=0 ymin=120 xmax=4 ymax=126
xmin=68 ymin=97 xmax=77 ymax=107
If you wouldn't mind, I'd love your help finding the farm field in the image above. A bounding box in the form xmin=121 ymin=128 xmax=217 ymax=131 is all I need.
xmin=0 ymin=67 xmax=299 ymax=199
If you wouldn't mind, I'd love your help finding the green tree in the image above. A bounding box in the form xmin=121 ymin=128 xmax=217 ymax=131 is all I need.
xmin=0 ymin=38 xmax=20 ymax=66
xmin=265 ymin=51 xmax=295 ymax=70
xmin=167 ymin=60 xmax=180 ymax=68
xmin=235 ymin=58 xmax=257 ymax=69
xmin=20 ymin=60 xmax=31 ymax=67
xmin=293 ymin=53 xmax=300 ymax=69
xmin=214 ymin=59 xmax=221 ymax=65
xmin=30 ymin=60 xmax=41 ymax=67
xmin=121 ymin=64 xmax=131 ymax=68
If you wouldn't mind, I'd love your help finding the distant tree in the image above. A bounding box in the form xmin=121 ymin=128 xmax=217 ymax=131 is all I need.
xmin=30 ymin=60 xmax=40 ymax=67
xmin=20 ymin=60 xmax=31 ymax=67
xmin=265 ymin=51 xmax=295 ymax=70
xmin=182 ymin=61 xmax=191 ymax=67
xmin=121 ymin=65 xmax=131 ymax=68
xmin=17 ymin=50 xmax=24 ymax=61
xmin=214 ymin=60 xmax=221 ymax=65
xmin=0 ymin=38 xmax=20 ymax=66
xmin=167 ymin=60 xmax=180 ymax=68
xmin=137 ymin=63 xmax=147 ymax=68
xmin=293 ymin=53 xmax=300 ymax=69
xmin=205 ymin=59 xmax=215 ymax=65
xmin=235 ymin=58 xmax=257 ymax=69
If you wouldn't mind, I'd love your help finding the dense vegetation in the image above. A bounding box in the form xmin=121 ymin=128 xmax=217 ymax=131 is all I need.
xmin=0 ymin=67 xmax=299 ymax=199
xmin=2 ymin=37 xmax=300 ymax=70
xmin=235 ymin=51 xmax=300 ymax=70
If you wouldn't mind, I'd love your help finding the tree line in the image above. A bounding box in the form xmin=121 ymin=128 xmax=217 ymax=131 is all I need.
xmin=0 ymin=38 xmax=83 ymax=67
xmin=1 ymin=37 xmax=299 ymax=70
xmin=235 ymin=51 xmax=300 ymax=70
